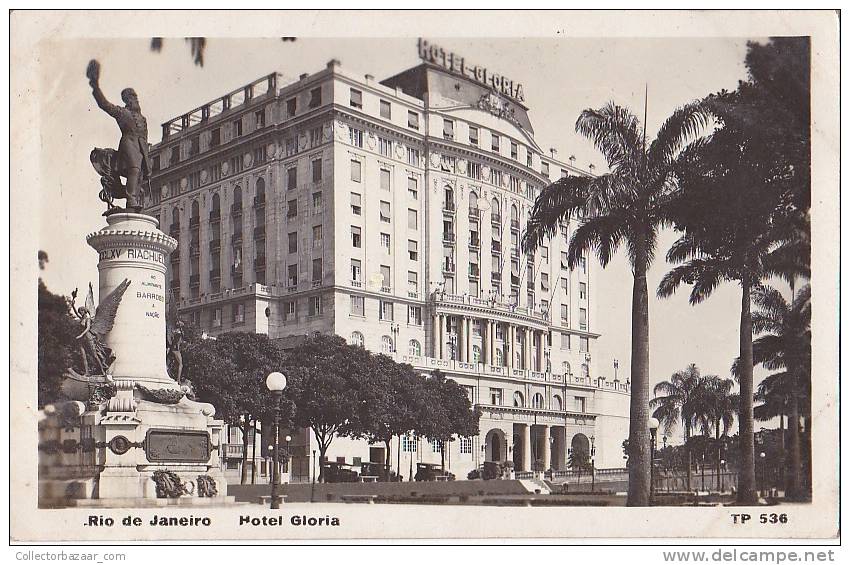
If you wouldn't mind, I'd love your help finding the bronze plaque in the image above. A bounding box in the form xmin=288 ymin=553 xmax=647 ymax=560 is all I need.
xmin=145 ymin=429 xmax=210 ymax=463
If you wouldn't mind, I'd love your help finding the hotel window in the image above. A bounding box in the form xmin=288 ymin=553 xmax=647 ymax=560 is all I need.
xmin=575 ymin=396 xmax=586 ymax=413
xmin=379 ymin=300 xmax=394 ymax=321
xmin=408 ymin=240 xmax=418 ymax=261
xmin=312 ymin=158 xmax=322 ymax=182
xmin=312 ymin=191 xmax=322 ymax=213
xmin=562 ymin=277 xmax=569 ymax=296
xmin=510 ymin=141 xmax=518 ymax=160
xmin=378 ymin=136 xmax=391 ymax=156
xmin=286 ymin=199 xmax=297 ymax=218
xmin=350 ymin=159 xmax=362 ymax=182
xmin=285 ymin=137 xmax=297 ymax=157
xmin=255 ymin=109 xmax=265 ymax=129
xmin=561 ymin=168 xmax=568 ymax=179
xmin=313 ymin=225 xmax=323 ymax=246
xmin=407 ymin=270 xmax=418 ymax=293
xmin=232 ymin=119 xmax=243 ymax=138
xmin=348 ymin=194 xmax=362 ymax=217
xmin=408 ymin=339 xmax=422 ymax=357
xmin=579 ymin=282 xmax=587 ymax=300
xmin=233 ymin=303 xmax=245 ymax=324
xmin=379 ymin=200 xmax=391 ymax=223
xmin=561 ymin=333 xmax=570 ymax=350
xmin=469 ymin=126 xmax=479 ymax=146
xmin=509 ymin=176 xmax=520 ymax=192
xmin=541 ymin=246 xmax=549 ymax=262
xmin=459 ymin=436 xmax=473 ymax=454
xmin=380 ymin=168 xmax=391 ymax=191
xmin=381 ymin=335 xmax=394 ymax=355
xmin=152 ymin=155 xmax=161 ymax=173
xmin=210 ymin=162 xmax=222 ymax=182
xmin=308 ymin=87 xmax=321 ymax=109
xmin=189 ymin=136 xmax=200 ymax=156
xmin=380 ymin=265 xmax=391 ymax=289
xmin=579 ymin=308 xmax=587 ymax=330
xmin=561 ymin=251 xmax=569 ymax=269
xmin=312 ymin=258 xmax=323 ymax=283
xmin=490 ymin=169 xmax=503 ymax=186
xmin=541 ymin=273 xmax=550 ymax=290
xmin=580 ymin=337 xmax=589 ymax=353
xmin=350 ymin=295 xmax=365 ymax=317
xmin=349 ymin=88 xmax=363 ymax=109
xmin=532 ymin=393 xmax=544 ymax=409
xmin=408 ymin=208 xmax=418 ymax=230
xmin=351 ymin=226 xmax=361 ymax=248
xmin=286 ymin=97 xmax=296 ymax=118
xmin=407 ymin=304 xmax=422 ymax=325
xmin=491 ymin=133 xmax=500 ymax=153
xmin=350 ymin=331 xmax=364 ymax=347
xmin=527 ymin=150 xmax=533 ymax=168
xmin=431 ymin=439 xmax=443 ymax=453
xmin=580 ymin=255 xmax=587 ymax=273
xmin=402 ymin=434 xmax=418 ymax=452
xmin=443 ymin=119 xmax=454 ymax=140
xmin=380 ymin=99 xmax=391 ymax=119
xmin=489 ymin=388 xmax=503 ymax=406
xmin=309 ymin=295 xmax=322 ymax=316
xmin=212 ymin=308 xmax=222 ymax=327
xmin=308 ymin=126 xmax=321 ymax=147
xmin=407 ymin=147 xmax=420 ymax=166
xmin=380 ymin=232 xmax=391 ymax=252
xmin=253 ymin=145 xmax=267 ymax=164
xmin=210 ymin=128 xmax=221 ymax=147
xmin=407 ymin=111 xmax=419 ymax=130
xmin=170 ymin=145 xmax=180 ymax=165
xmin=541 ymin=161 xmax=550 ymax=176
xmin=351 ymin=259 xmax=361 ymax=283
xmin=467 ymin=161 xmax=482 ymax=180
xmin=407 ymin=177 xmax=418 ymax=200
xmin=283 ymin=301 xmax=296 ymax=321
xmin=287 ymin=264 xmax=298 ymax=287
xmin=350 ymin=128 xmax=364 ymax=148
xmin=288 ymin=232 xmax=297 ymax=253
xmin=287 ymin=167 xmax=297 ymax=190
xmin=560 ymin=304 xmax=569 ymax=324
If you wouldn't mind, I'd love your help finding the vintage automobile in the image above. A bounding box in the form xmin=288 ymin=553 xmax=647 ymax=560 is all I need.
xmin=414 ymin=463 xmax=456 ymax=482
xmin=322 ymin=462 xmax=360 ymax=483
xmin=360 ymin=461 xmax=392 ymax=482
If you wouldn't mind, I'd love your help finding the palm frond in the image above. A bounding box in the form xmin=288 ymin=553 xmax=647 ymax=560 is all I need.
xmin=522 ymin=175 xmax=594 ymax=253
xmin=575 ymin=103 xmax=643 ymax=174
xmin=648 ymin=101 xmax=713 ymax=168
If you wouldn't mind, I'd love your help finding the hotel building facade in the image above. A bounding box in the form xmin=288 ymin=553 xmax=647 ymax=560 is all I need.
xmin=145 ymin=42 xmax=631 ymax=482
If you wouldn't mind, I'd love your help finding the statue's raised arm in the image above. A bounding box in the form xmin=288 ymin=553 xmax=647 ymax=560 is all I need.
xmin=86 ymin=59 xmax=152 ymax=215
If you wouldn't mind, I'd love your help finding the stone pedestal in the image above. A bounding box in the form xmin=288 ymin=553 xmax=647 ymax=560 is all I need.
xmin=38 ymin=213 xmax=231 ymax=507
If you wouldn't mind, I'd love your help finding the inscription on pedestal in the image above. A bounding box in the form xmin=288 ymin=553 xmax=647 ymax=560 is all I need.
xmin=145 ymin=429 xmax=210 ymax=463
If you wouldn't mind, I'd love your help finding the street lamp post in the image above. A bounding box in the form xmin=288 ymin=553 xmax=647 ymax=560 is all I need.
xmin=759 ymin=451 xmax=767 ymax=497
xmin=265 ymin=371 xmax=287 ymax=510
xmin=590 ymin=435 xmax=596 ymax=493
xmin=648 ymin=417 xmax=660 ymax=505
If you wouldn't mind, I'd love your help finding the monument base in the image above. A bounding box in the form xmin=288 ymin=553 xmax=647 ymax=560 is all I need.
xmin=38 ymin=394 xmax=231 ymax=508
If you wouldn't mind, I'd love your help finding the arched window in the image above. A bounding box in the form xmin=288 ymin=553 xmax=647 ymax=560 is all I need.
xmin=408 ymin=339 xmax=421 ymax=356
xmin=563 ymin=361 xmax=571 ymax=376
xmin=472 ymin=345 xmax=481 ymax=364
xmin=211 ymin=193 xmax=221 ymax=214
xmin=552 ymin=394 xmax=563 ymax=411
xmin=381 ymin=335 xmax=394 ymax=354
xmin=350 ymin=331 xmax=364 ymax=347
xmin=171 ymin=207 xmax=180 ymax=229
xmin=233 ymin=185 xmax=243 ymax=209
xmin=581 ymin=363 xmax=589 ymax=378
xmin=532 ymin=393 xmax=544 ymax=409
xmin=491 ymin=198 xmax=500 ymax=219
xmin=513 ymin=391 xmax=525 ymax=407
xmin=511 ymin=204 xmax=519 ymax=221
xmin=444 ymin=186 xmax=454 ymax=211
xmin=255 ymin=177 xmax=266 ymax=202
xmin=469 ymin=191 xmax=479 ymax=214
xmin=495 ymin=348 xmax=504 ymax=366
xmin=190 ymin=200 xmax=200 ymax=221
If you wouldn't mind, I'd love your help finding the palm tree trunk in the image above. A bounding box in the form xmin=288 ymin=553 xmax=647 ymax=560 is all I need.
xmin=239 ymin=417 xmax=250 ymax=485
xmin=685 ymin=424 xmax=692 ymax=492
xmin=737 ymin=274 xmax=758 ymax=504
xmin=626 ymin=243 xmax=651 ymax=507
xmin=716 ymin=422 xmax=722 ymax=492
xmin=787 ymin=389 xmax=802 ymax=499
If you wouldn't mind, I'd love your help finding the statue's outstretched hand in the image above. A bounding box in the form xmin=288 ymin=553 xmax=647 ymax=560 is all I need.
xmin=86 ymin=59 xmax=100 ymax=87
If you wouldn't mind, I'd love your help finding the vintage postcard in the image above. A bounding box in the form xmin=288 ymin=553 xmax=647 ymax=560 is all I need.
xmin=9 ymin=9 xmax=841 ymax=545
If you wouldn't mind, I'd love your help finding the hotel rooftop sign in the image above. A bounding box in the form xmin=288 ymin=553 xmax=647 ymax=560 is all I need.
xmin=418 ymin=38 xmax=526 ymax=104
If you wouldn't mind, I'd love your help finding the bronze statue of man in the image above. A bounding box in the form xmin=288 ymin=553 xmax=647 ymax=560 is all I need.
xmin=87 ymin=60 xmax=151 ymax=212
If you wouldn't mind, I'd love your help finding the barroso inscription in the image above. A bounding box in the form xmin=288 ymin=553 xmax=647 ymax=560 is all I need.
xmin=145 ymin=429 xmax=210 ymax=463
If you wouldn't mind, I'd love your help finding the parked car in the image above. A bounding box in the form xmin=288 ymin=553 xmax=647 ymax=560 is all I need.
xmin=360 ymin=462 xmax=391 ymax=481
xmin=323 ymin=462 xmax=360 ymax=483
xmin=414 ymin=463 xmax=456 ymax=482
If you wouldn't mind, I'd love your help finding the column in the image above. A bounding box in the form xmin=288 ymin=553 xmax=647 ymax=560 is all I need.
xmin=457 ymin=315 xmax=464 ymax=362
xmin=438 ymin=314 xmax=445 ymax=360
xmin=525 ymin=328 xmax=532 ymax=370
xmin=490 ymin=322 xmax=498 ymax=366
xmin=482 ymin=320 xmax=489 ymax=365
xmin=521 ymin=424 xmax=532 ymax=472
xmin=506 ymin=325 xmax=514 ymax=370
xmin=542 ymin=425 xmax=551 ymax=472
xmin=432 ymin=312 xmax=439 ymax=358
xmin=465 ymin=318 xmax=472 ymax=363
xmin=536 ymin=331 xmax=544 ymax=372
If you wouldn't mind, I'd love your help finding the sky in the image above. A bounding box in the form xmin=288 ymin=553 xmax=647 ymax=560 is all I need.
xmin=34 ymin=35 xmax=768 ymax=442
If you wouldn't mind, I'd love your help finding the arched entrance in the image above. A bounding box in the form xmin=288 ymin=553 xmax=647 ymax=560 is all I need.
xmin=484 ymin=429 xmax=506 ymax=463
xmin=571 ymin=433 xmax=590 ymax=456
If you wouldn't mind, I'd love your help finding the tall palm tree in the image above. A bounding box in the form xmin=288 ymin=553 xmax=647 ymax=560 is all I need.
xmin=650 ymin=364 xmax=709 ymax=492
xmin=741 ymin=284 xmax=811 ymax=499
xmin=523 ymin=101 xmax=709 ymax=506
xmin=698 ymin=375 xmax=738 ymax=492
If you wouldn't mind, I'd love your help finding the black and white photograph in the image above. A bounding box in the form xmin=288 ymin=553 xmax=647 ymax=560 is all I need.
xmin=9 ymin=9 xmax=840 ymax=547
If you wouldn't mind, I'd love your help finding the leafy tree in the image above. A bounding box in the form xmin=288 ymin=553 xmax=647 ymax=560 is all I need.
xmin=697 ymin=375 xmax=738 ymax=492
xmin=415 ymin=370 xmax=480 ymax=472
xmin=568 ymin=447 xmax=592 ymax=483
xmin=523 ymin=100 xmax=709 ymax=506
xmin=37 ymin=280 xmax=82 ymax=407
xmin=185 ymin=331 xmax=286 ymax=484
xmin=283 ymin=334 xmax=372 ymax=482
xmin=658 ymin=37 xmax=810 ymax=504
xmin=650 ymin=364 xmax=711 ymax=492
